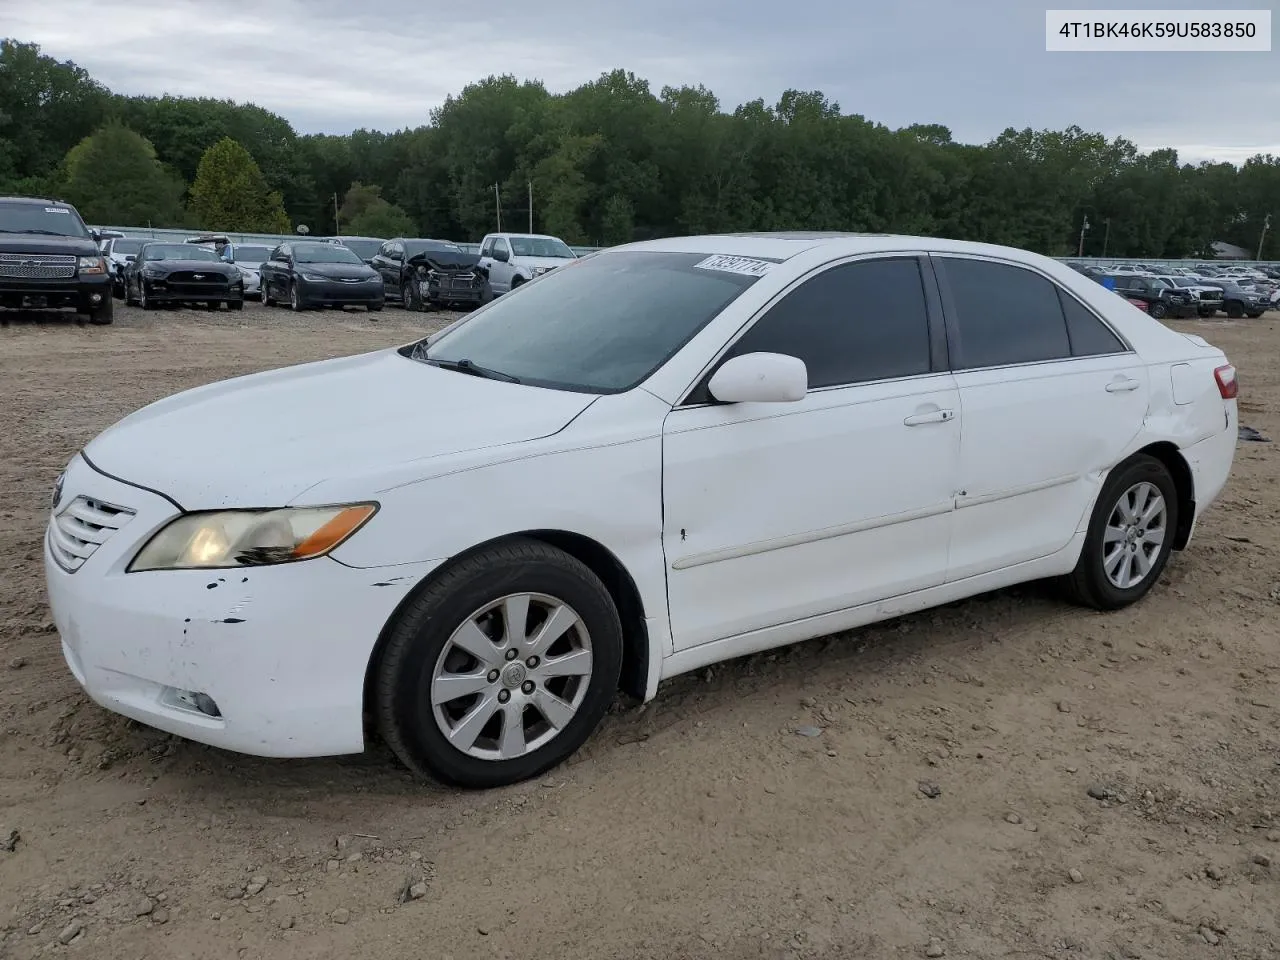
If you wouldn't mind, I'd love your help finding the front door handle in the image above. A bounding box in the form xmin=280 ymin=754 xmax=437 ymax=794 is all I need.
xmin=1106 ymin=377 xmax=1141 ymax=393
xmin=904 ymin=408 xmax=955 ymax=426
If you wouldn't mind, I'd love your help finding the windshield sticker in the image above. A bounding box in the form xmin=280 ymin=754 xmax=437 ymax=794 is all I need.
xmin=44 ymin=207 xmax=71 ymax=214
xmin=693 ymin=255 xmax=773 ymax=277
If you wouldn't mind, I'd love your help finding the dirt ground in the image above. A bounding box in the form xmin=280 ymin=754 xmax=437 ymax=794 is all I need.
xmin=0 ymin=301 xmax=1277 ymax=960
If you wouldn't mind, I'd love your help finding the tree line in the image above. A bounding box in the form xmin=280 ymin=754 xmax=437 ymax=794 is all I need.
xmin=1 ymin=38 xmax=1276 ymax=257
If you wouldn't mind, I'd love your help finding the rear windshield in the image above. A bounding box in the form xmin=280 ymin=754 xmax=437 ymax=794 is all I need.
xmin=411 ymin=250 xmax=764 ymax=393
xmin=294 ymin=244 xmax=363 ymax=264
xmin=340 ymin=239 xmax=382 ymax=260
xmin=0 ymin=200 xmax=89 ymax=238
xmin=233 ymin=245 xmax=272 ymax=263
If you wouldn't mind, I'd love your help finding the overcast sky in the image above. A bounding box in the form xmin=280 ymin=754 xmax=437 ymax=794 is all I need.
xmin=8 ymin=0 xmax=1278 ymax=164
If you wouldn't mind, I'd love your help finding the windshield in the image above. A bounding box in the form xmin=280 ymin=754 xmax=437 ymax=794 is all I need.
xmin=233 ymin=245 xmax=272 ymax=264
xmin=509 ymin=236 xmax=575 ymax=258
xmin=415 ymin=251 xmax=763 ymax=393
xmin=340 ymin=239 xmax=382 ymax=260
xmin=295 ymin=244 xmax=363 ymax=264
xmin=0 ymin=200 xmax=89 ymax=237
xmin=112 ymin=238 xmax=144 ymax=255
xmin=405 ymin=239 xmax=461 ymax=258
xmin=145 ymin=243 xmax=219 ymax=261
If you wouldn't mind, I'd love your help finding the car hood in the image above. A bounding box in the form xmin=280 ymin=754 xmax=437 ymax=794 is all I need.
xmin=296 ymin=261 xmax=378 ymax=280
xmin=146 ymin=259 xmax=238 ymax=274
xmin=82 ymin=349 xmax=596 ymax=508
xmin=0 ymin=231 xmax=99 ymax=257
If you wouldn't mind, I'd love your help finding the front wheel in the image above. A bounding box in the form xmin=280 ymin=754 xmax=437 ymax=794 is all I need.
xmin=139 ymin=282 xmax=156 ymax=311
xmin=375 ymin=538 xmax=623 ymax=788
xmin=263 ymin=283 xmax=276 ymax=307
xmin=289 ymin=282 xmax=303 ymax=312
xmin=86 ymin=298 xmax=113 ymax=325
xmin=228 ymin=299 xmax=243 ymax=311
xmin=1061 ymin=454 xmax=1178 ymax=611
xmin=1149 ymin=301 xmax=1168 ymax=319
xmin=1226 ymin=301 xmax=1245 ymax=319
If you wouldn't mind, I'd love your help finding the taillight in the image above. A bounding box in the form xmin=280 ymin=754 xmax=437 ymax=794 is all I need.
xmin=1214 ymin=363 xmax=1238 ymax=399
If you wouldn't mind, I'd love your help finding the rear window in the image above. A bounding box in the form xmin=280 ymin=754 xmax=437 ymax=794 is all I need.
xmin=413 ymin=251 xmax=764 ymax=393
xmin=0 ymin=200 xmax=88 ymax=238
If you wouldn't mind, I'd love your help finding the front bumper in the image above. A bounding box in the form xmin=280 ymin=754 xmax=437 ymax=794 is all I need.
xmin=297 ymin=278 xmax=383 ymax=306
xmin=43 ymin=453 xmax=441 ymax=758
xmin=142 ymin=277 xmax=242 ymax=302
xmin=419 ymin=279 xmax=485 ymax=306
xmin=0 ymin=273 xmax=111 ymax=311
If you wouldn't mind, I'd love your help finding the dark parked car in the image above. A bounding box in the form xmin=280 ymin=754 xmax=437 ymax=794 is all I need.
xmin=1101 ymin=274 xmax=1195 ymax=319
xmin=1214 ymin=280 xmax=1269 ymax=319
xmin=123 ymin=242 xmax=244 ymax=311
xmin=370 ymin=237 xmax=488 ymax=310
xmin=259 ymin=240 xmax=384 ymax=312
xmin=0 ymin=196 xmax=113 ymax=324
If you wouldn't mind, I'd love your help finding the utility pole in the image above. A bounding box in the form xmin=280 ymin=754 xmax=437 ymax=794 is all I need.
xmin=1078 ymin=214 xmax=1090 ymax=257
xmin=494 ymin=184 xmax=502 ymax=232
xmin=1257 ymin=213 xmax=1271 ymax=261
xmin=333 ymin=193 xmax=341 ymax=236
xmin=528 ymin=181 xmax=533 ymax=233
xmin=1102 ymin=217 xmax=1110 ymax=258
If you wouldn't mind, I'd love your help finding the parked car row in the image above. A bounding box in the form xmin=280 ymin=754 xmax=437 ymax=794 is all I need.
xmin=93 ymin=228 xmax=582 ymax=316
xmin=1069 ymin=260 xmax=1277 ymax=319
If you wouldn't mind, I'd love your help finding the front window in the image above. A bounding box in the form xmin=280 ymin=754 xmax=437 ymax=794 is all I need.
xmin=340 ymin=239 xmax=382 ymax=260
xmin=0 ymin=200 xmax=89 ymax=238
xmin=409 ymin=251 xmax=762 ymax=393
xmin=509 ymin=236 xmax=575 ymax=258
xmin=293 ymin=244 xmax=363 ymax=264
xmin=233 ymin=245 xmax=273 ymax=264
xmin=112 ymin=238 xmax=144 ymax=255
xmin=143 ymin=244 xmax=220 ymax=261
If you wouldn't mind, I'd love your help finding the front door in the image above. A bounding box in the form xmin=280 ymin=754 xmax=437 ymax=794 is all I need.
xmin=661 ymin=255 xmax=962 ymax=651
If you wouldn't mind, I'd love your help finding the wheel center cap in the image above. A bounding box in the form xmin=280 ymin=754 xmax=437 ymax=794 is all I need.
xmin=501 ymin=662 xmax=527 ymax=688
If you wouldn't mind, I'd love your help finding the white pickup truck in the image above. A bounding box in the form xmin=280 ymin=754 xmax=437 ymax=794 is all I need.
xmin=475 ymin=232 xmax=577 ymax=295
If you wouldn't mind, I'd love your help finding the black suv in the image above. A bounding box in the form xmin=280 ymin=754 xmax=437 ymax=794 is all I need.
xmin=0 ymin=196 xmax=113 ymax=324
xmin=1102 ymin=274 xmax=1195 ymax=319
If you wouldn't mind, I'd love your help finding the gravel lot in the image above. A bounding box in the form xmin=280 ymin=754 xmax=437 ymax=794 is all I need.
xmin=1 ymin=301 xmax=1278 ymax=960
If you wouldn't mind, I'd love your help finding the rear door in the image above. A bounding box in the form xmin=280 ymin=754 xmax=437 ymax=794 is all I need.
xmin=931 ymin=254 xmax=1149 ymax=579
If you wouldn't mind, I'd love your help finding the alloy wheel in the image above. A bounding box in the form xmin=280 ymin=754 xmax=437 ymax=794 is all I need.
xmin=1102 ymin=481 xmax=1167 ymax=589
xmin=429 ymin=592 xmax=594 ymax=761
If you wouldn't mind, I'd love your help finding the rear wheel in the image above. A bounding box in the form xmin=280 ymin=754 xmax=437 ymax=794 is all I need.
xmin=375 ymin=538 xmax=623 ymax=788
xmin=1061 ymin=454 xmax=1178 ymax=611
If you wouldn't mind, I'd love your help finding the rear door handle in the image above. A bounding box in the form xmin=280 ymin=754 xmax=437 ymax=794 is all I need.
xmin=904 ymin=408 xmax=955 ymax=426
xmin=1106 ymin=377 xmax=1141 ymax=393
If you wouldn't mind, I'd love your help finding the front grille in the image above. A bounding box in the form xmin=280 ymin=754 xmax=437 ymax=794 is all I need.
xmin=48 ymin=496 xmax=135 ymax=572
xmin=165 ymin=271 xmax=228 ymax=285
xmin=0 ymin=253 xmax=77 ymax=280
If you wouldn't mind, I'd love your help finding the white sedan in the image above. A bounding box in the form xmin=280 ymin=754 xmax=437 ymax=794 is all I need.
xmin=44 ymin=233 xmax=1239 ymax=788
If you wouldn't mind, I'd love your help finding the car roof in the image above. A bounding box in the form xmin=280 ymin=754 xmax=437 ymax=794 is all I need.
xmin=611 ymin=232 xmax=1066 ymax=263
xmin=0 ymin=195 xmax=74 ymax=206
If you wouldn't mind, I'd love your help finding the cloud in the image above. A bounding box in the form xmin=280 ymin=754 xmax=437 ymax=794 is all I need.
xmin=8 ymin=0 xmax=1279 ymax=161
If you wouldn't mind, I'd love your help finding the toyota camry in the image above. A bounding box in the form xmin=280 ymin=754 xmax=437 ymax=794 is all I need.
xmin=44 ymin=233 xmax=1238 ymax=788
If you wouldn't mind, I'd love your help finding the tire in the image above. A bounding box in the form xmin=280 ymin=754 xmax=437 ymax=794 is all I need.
xmin=228 ymin=299 xmax=243 ymax=311
xmin=263 ymin=284 xmax=276 ymax=308
xmin=1149 ymin=301 xmax=1168 ymax=319
xmin=206 ymin=301 xmax=220 ymax=311
xmin=367 ymin=302 xmax=383 ymax=313
xmin=375 ymin=538 xmax=623 ymax=788
xmin=139 ymin=282 xmax=156 ymax=311
xmin=124 ymin=278 xmax=138 ymax=307
xmin=1061 ymin=454 xmax=1179 ymax=611
xmin=510 ymin=275 xmax=525 ymax=291
xmin=402 ymin=280 xmax=422 ymax=312
xmin=1226 ymin=300 xmax=1245 ymax=319
xmin=289 ymin=283 xmax=303 ymax=312
xmin=86 ymin=298 xmax=113 ymax=325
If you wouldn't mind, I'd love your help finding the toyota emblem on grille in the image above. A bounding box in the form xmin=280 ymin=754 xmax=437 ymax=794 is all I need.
xmin=51 ymin=472 xmax=65 ymax=511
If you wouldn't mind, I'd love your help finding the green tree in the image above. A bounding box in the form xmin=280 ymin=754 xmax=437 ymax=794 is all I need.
xmin=59 ymin=122 xmax=185 ymax=225
xmin=188 ymin=137 xmax=290 ymax=232
xmin=339 ymin=182 xmax=413 ymax=236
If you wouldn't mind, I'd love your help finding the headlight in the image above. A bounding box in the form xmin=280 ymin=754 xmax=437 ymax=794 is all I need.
xmin=532 ymin=266 xmax=550 ymax=276
xmin=77 ymin=256 xmax=106 ymax=275
xmin=142 ymin=266 xmax=165 ymax=278
xmin=129 ymin=503 xmax=378 ymax=572
xmin=300 ymin=273 xmax=328 ymax=282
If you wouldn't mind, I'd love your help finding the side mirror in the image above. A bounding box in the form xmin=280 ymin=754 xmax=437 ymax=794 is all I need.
xmin=707 ymin=352 xmax=808 ymax=404
xmin=493 ymin=248 xmax=510 ymax=263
